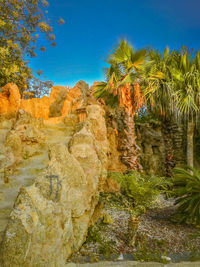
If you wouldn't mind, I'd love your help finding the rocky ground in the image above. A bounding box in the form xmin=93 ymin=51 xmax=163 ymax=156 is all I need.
xmin=69 ymin=194 xmax=200 ymax=264
xmin=137 ymin=196 xmax=200 ymax=256
xmin=135 ymin=196 xmax=200 ymax=262
xmin=65 ymin=261 xmax=200 ymax=267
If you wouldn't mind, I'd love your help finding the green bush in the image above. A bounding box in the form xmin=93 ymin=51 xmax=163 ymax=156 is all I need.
xmin=108 ymin=171 xmax=170 ymax=216
xmin=172 ymin=167 xmax=200 ymax=225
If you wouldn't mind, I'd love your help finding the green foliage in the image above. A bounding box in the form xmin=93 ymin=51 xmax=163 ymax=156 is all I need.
xmin=0 ymin=0 xmax=64 ymax=91
xmin=134 ymin=234 xmax=167 ymax=263
xmin=141 ymin=46 xmax=200 ymax=121
xmin=94 ymin=40 xmax=146 ymax=109
xmin=134 ymin=108 xmax=161 ymax=124
xmin=108 ymin=171 xmax=171 ymax=216
xmin=86 ymin=223 xmax=115 ymax=259
xmin=99 ymin=191 xmax=134 ymax=213
xmin=172 ymin=167 xmax=200 ymax=225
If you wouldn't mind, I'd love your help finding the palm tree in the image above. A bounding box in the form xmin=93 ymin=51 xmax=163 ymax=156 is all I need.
xmin=142 ymin=47 xmax=200 ymax=168
xmin=94 ymin=40 xmax=146 ymax=171
xmin=141 ymin=47 xmax=173 ymax=116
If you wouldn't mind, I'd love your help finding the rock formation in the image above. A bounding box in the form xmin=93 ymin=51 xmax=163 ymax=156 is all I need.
xmin=135 ymin=121 xmax=166 ymax=176
xmin=0 ymin=82 xmax=108 ymax=266
xmin=0 ymin=81 xmax=90 ymax=121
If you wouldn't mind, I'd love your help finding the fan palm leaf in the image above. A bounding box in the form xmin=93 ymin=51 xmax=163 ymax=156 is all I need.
xmin=172 ymin=167 xmax=200 ymax=225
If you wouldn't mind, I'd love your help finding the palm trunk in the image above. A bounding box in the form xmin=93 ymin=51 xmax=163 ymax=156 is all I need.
xmin=187 ymin=121 xmax=194 ymax=168
xmin=119 ymin=110 xmax=142 ymax=171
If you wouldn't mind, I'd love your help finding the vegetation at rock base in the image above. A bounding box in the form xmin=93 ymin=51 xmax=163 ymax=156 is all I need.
xmin=108 ymin=171 xmax=171 ymax=216
xmin=78 ymin=172 xmax=171 ymax=260
xmin=0 ymin=0 xmax=64 ymax=92
xmin=172 ymin=166 xmax=200 ymax=225
xmin=80 ymin=191 xmax=133 ymax=260
xmin=134 ymin=234 xmax=168 ymax=263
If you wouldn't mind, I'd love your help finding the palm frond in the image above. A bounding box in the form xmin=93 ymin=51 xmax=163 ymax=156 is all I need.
xmin=94 ymin=39 xmax=147 ymax=113
xmin=172 ymin=167 xmax=200 ymax=225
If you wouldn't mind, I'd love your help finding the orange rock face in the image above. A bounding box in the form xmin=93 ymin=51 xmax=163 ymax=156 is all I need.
xmin=0 ymin=83 xmax=21 ymax=114
xmin=0 ymin=82 xmax=90 ymax=121
xmin=20 ymin=96 xmax=51 ymax=120
xmin=0 ymin=94 xmax=9 ymax=114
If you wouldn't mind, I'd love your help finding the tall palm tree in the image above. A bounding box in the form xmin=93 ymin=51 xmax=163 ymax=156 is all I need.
xmin=142 ymin=47 xmax=200 ymax=168
xmin=170 ymin=48 xmax=200 ymax=168
xmin=94 ymin=40 xmax=146 ymax=171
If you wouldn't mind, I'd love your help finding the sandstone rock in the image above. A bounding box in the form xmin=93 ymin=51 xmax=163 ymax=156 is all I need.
xmin=2 ymin=83 xmax=21 ymax=113
xmin=20 ymin=97 xmax=51 ymax=119
xmin=0 ymin=155 xmax=7 ymax=169
xmin=135 ymin=122 xmax=165 ymax=175
xmin=0 ymin=94 xmax=9 ymax=114
xmin=0 ymin=104 xmax=108 ymax=267
xmin=0 ymin=83 xmax=21 ymax=114
xmin=69 ymin=127 xmax=101 ymax=207
xmin=6 ymin=84 xmax=21 ymax=112
xmin=0 ymin=81 xmax=91 ymax=122
xmin=107 ymin=126 xmax=127 ymax=173
xmin=61 ymin=99 xmax=71 ymax=116
xmin=62 ymin=81 xmax=90 ymax=116
xmin=1 ymin=143 xmax=86 ymax=267
xmin=103 ymin=177 xmax=121 ymax=193
xmin=5 ymin=131 xmax=22 ymax=158
xmin=85 ymin=105 xmax=108 ymax=188
xmin=49 ymin=85 xmax=67 ymax=101
xmin=49 ymin=86 xmax=68 ymax=117
xmin=0 ymin=118 xmax=14 ymax=144
xmin=63 ymin=114 xmax=79 ymax=128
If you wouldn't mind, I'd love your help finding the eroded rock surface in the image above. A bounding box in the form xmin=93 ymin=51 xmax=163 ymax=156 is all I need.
xmin=136 ymin=122 xmax=166 ymax=176
xmin=0 ymin=82 xmax=108 ymax=267
xmin=0 ymin=81 xmax=90 ymax=120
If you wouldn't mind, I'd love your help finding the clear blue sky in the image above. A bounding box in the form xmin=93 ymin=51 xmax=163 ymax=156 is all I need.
xmin=29 ymin=0 xmax=200 ymax=87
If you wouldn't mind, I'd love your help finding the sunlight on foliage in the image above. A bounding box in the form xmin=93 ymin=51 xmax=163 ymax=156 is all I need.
xmin=94 ymin=40 xmax=145 ymax=115
xmin=172 ymin=167 xmax=200 ymax=225
xmin=0 ymin=0 xmax=64 ymax=92
xmin=108 ymin=171 xmax=171 ymax=216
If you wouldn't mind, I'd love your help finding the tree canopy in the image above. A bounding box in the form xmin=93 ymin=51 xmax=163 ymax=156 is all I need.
xmin=94 ymin=40 xmax=145 ymax=114
xmin=0 ymin=0 xmax=64 ymax=91
xmin=142 ymin=47 xmax=200 ymax=121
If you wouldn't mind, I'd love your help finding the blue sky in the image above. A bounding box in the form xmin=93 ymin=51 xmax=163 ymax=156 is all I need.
xmin=29 ymin=0 xmax=200 ymax=87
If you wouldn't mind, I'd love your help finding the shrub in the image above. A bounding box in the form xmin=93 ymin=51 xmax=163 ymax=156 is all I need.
xmin=108 ymin=171 xmax=170 ymax=216
xmin=172 ymin=167 xmax=200 ymax=225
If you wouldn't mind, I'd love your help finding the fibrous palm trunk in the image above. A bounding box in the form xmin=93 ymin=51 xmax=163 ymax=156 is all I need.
xmin=116 ymin=83 xmax=143 ymax=172
xmin=187 ymin=121 xmax=194 ymax=168
xmin=118 ymin=110 xmax=142 ymax=171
